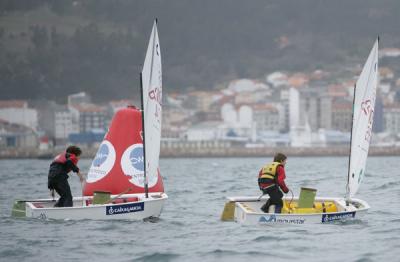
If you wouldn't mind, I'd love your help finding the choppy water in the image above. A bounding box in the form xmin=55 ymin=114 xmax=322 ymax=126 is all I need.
xmin=1 ymin=157 xmax=399 ymax=262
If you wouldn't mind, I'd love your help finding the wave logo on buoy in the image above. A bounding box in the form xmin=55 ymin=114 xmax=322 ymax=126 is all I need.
xmin=121 ymin=143 xmax=158 ymax=188
xmin=129 ymin=146 xmax=144 ymax=171
xmin=93 ymin=144 xmax=109 ymax=167
xmin=87 ymin=140 xmax=116 ymax=183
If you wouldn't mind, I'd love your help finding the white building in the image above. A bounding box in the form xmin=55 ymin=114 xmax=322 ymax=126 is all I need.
xmin=252 ymin=104 xmax=280 ymax=132
xmin=185 ymin=121 xmax=221 ymax=141
xmin=221 ymin=103 xmax=237 ymax=125
xmin=289 ymin=88 xmax=300 ymax=128
xmin=384 ymin=104 xmax=400 ymax=134
xmin=290 ymin=115 xmax=313 ymax=147
xmin=0 ymin=119 xmax=38 ymax=148
xmin=228 ymin=79 xmax=269 ymax=93
xmin=266 ymin=72 xmax=289 ymax=88
xmin=54 ymin=108 xmax=74 ymax=142
xmin=0 ymin=100 xmax=38 ymax=131
xmin=68 ymin=92 xmax=91 ymax=106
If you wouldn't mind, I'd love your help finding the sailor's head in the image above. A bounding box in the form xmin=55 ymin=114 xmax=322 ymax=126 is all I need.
xmin=273 ymin=153 xmax=287 ymax=165
xmin=66 ymin=145 xmax=82 ymax=157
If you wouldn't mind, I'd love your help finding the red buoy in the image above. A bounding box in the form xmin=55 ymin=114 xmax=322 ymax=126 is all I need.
xmin=83 ymin=106 xmax=164 ymax=196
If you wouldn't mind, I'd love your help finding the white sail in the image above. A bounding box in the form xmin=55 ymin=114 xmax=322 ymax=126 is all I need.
xmin=141 ymin=20 xmax=162 ymax=188
xmin=347 ymin=39 xmax=379 ymax=198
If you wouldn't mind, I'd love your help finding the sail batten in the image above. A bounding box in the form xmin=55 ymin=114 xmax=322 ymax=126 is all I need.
xmin=347 ymin=39 xmax=379 ymax=198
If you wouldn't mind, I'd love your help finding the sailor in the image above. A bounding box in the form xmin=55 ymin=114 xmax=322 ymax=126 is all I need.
xmin=258 ymin=153 xmax=290 ymax=213
xmin=48 ymin=145 xmax=84 ymax=207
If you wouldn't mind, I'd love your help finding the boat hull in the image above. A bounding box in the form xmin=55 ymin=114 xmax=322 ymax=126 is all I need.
xmin=222 ymin=196 xmax=370 ymax=225
xmin=14 ymin=193 xmax=167 ymax=220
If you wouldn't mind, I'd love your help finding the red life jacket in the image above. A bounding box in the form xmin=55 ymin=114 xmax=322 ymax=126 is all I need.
xmin=53 ymin=152 xmax=79 ymax=172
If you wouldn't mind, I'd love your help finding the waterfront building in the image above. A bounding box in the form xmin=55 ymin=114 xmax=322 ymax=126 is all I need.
xmin=184 ymin=91 xmax=216 ymax=112
xmin=0 ymin=119 xmax=38 ymax=148
xmin=54 ymin=107 xmax=74 ymax=144
xmin=266 ymin=71 xmax=289 ymax=88
xmin=0 ymin=100 xmax=38 ymax=131
xmin=373 ymin=96 xmax=385 ymax=133
xmin=298 ymin=89 xmax=332 ymax=131
xmin=68 ymin=92 xmax=91 ymax=106
xmin=383 ymin=103 xmax=400 ymax=134
xmin=252 ymin=104 xmax=280 ymax=132
xmin=69 ymin=103 xmax=106 ymax=134
xmin=185 ymin=121 xmax=221 ymax=141
xmin=331 ymin=98 xmax=352 ymax=132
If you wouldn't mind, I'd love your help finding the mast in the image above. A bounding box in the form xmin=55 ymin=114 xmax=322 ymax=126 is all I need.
xmin=139 ymin=72 xmax=149 ymax=198
xmin=345 ymin=83 xmax=357 ymax=203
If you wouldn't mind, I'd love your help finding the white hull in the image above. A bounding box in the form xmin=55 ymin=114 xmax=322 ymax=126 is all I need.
xmin=18 ymin=192 xmax=167 ymax=220
xmin=223 ymin=196 xmax=370 ymax=225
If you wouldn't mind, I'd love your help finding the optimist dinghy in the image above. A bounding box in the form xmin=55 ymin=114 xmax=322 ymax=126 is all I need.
xmin=221 ymin=39 xmax=379 ymax=225
xmin=12 ymin=20 xmax=167 ymax=220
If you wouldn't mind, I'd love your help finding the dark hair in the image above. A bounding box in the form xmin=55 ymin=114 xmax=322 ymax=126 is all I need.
xmin=66 ymin=145 xmax=82 ymax=156
xmin=273 ymin=152 xmax=287 ymax=163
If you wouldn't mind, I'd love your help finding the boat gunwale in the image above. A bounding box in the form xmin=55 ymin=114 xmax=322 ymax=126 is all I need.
xmin=24 ymin=192 xmax=168 ymax=211
xmin=231 ymin=196 xmax=370 ymax=216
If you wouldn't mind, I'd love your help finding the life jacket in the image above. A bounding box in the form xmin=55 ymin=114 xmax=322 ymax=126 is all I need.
xmin=258 ymin=162 xmax=282 ymax=189
xmin=53 ymin=152 xmax=79 ymax=172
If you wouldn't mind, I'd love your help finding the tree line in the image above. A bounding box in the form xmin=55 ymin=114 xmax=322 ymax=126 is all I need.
xmin=1 ymin=0 xmax=400 ymax=102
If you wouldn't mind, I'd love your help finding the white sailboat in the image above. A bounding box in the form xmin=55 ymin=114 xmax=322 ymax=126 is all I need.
xmin=12 ymin=20 xmax=167 ymax=220
xmin=221 ymin=39 xmax=379 ymax=224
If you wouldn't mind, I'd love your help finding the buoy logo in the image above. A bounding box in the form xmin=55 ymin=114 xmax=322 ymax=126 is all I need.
xmin=129 ymin=147 xmax=144 ymax=171
xmin=87 ymin=140 xmax=116 ymax=182
xmin=93 ymin=144 xmax=109 ymax=167
xmin=121 ymin=143 xmax=158 ymax=188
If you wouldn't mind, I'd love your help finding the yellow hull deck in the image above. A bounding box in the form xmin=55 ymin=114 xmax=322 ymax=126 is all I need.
xmin=282 ymin=200 xmax=338 ymax=214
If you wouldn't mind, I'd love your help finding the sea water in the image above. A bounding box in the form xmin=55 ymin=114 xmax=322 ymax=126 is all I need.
xmin=0 ymin=157 xmax=399 ymax=262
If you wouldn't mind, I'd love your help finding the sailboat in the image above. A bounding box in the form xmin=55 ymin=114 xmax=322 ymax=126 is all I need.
xmin=221 ymin=39 xmax=379 ymax=224
xmin=12 ymin=20 xmax=168 ymax=220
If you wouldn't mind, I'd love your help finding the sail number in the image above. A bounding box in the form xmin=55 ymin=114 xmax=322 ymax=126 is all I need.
xmin=361 ymin=99 xmax=374 ymax=142
xmin=149 ymin=87 xmax=162 ymax=121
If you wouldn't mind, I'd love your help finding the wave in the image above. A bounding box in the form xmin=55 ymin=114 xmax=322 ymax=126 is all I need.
xmin=252 ymin=235 xmax=290 ymax=242
xmin=327 ymin=219 xmax=368 ymax=226
xmin=372 ymin=181 xmax=400 ymax=190
xmin=208 ymin=249 xmax=268 ymax=256
xmin=134 ymin=252 xmax=180 ymax=262
xmin=0 ymin=248 xmax=30 ymax=259
xmin=354 ymin=253 xmax=376 ymax=262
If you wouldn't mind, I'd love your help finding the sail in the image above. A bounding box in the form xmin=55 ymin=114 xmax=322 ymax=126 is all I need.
xmin=347 ymin=39 xmax=379 ymax=198
xmin=141 ymin=20 xmax=162 ymax=189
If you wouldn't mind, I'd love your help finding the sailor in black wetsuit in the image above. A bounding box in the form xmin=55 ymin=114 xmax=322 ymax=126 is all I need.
xmin=48 ymin=146 xmax=84 ymax=207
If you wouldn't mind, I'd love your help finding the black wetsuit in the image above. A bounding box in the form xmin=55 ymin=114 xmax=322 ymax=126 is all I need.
xmin=47 ymin=154 xmax=79 ymax=207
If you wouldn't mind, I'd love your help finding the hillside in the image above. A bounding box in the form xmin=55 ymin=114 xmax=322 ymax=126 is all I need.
xmin=1 ymin=0 xmax=400 ymax=102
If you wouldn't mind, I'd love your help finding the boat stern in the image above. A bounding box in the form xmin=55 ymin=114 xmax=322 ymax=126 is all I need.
xmin=11 ymin=200 xmax=26 ymax=218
